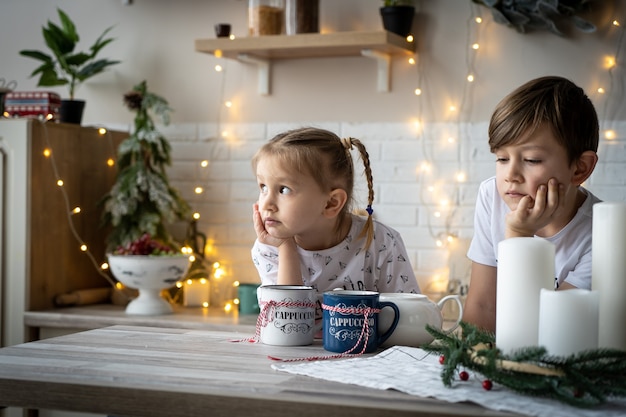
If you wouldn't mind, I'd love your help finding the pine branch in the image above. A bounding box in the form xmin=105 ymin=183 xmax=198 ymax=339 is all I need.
xmin=421 ymin=322 xmax=626 ymax=408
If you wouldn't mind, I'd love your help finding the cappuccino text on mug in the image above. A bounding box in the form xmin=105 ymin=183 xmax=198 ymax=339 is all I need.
xmin=258 ymin=285 xmax=316 ymax=346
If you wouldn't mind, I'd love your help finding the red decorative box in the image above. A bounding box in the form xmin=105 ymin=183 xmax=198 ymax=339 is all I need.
xmin=3 ymin=91 xmax=61 ymax=120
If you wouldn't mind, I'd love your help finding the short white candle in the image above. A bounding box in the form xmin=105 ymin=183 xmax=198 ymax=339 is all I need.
xmin=592 ymin=202 xmax=626 ymax=350
xmin=538 ymin=289 xmax=599 ymax=356
xmin=183 ymin=279 xmax=210 ymax=307
xmin=496 ymin=237 xmax=555 ymax=354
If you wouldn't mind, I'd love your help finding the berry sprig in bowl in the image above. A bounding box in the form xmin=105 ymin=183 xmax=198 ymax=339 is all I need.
xmin=113 ymin=233 xmax=178 ymax=256
xmin=108 ymin=234 xmax=190 ymax=315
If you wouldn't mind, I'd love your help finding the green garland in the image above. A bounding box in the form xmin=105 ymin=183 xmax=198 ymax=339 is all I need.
xmin=422 ymin=322 xmax=626 ymax=408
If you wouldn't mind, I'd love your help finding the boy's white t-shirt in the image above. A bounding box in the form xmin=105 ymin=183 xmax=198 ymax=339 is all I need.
xmin=467 ymin=176 xmax=602 ymax=289
xmin=251 ymin=213 xmax=421 ymax=294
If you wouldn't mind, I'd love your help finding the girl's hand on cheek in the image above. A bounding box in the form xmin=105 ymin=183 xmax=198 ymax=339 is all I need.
xmin=252 ymin=203 xmax=292 ymax=248
xmin=505 ymin=178 xmax=564 ymax=237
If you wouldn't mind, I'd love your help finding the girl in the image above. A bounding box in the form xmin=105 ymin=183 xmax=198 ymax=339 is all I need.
xmin=251 ymin=127 xmax=420 ymax=296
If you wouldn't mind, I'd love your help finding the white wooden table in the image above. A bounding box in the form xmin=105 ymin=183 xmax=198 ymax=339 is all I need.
xmin=0 ymin=325 xmax=516 ymax=417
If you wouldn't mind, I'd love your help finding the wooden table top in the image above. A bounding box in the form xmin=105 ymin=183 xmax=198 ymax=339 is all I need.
xmin=0 ymin=325 xmax=516 ymax=417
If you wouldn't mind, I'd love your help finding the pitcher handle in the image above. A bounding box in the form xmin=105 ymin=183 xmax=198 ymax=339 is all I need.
xmin=437 ymin=295 xmax=463 ymax=334
xmin=377 ymin=301 xmax=400 ymax=346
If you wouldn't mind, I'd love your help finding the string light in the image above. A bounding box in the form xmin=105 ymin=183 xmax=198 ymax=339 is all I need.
xmin=194 ymin=186 xmax=203 ymax=194
xmin=200 ymin=160 xmax=209 ymax=167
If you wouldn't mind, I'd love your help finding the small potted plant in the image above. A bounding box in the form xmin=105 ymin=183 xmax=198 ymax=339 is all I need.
xmin=380 ymin=0 xmax=415 ymax=37
xmin=101 ymin=81 xmax=192 ymax=315
xmin=19 ymin=8 xmax=120 ymax=124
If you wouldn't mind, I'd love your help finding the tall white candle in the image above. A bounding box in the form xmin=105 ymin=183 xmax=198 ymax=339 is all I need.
xmin=592 ymin=202 xmax=626 ymax=350
xmin=496 ymin=237 xmax=555 ymax=354
xmin=538 ymin=289 xmax=599 ymax=356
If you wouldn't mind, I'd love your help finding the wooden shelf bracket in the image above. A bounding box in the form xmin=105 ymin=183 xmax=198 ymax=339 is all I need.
xmin=238 ymin=53 xmax=271 ymax=96
xmin=361 ymin=49 xmax=391 ymax=93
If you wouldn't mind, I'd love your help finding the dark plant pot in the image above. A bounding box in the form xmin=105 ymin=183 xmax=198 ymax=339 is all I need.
xmin=380 ymin=6 xmax=415 ymax=37
xmin=60 ymin=99 xmax=85 ymax=124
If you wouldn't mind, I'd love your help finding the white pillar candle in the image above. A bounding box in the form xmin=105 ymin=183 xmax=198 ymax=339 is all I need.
xmin=183 ymin=278 xmax=210 ymax=307
xmin=496 ymin=237 xmax=555 ymax=355
xmin=592 ymin=202 xmax=626 ymax=350
xmin=538 ymin=289 xmax=599 ymax=356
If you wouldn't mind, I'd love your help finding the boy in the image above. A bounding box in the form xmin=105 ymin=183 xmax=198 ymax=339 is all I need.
xmin=463 ymin=76 xmax=601 ymax=332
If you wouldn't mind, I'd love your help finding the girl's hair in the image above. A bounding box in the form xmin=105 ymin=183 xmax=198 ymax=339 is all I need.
xmin=489 ymin=76 xmax=599 ymax=164
xmin=251 ymin=127 xmax=376 ymax=248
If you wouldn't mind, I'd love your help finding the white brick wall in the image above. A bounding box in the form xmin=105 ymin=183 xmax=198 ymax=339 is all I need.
xmin=135 ymin=120 xmax=626 ymax=305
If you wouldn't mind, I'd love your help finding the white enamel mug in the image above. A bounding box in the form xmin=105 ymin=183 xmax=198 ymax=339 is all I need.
xmin=257 ymin=285 xmax=317 ymax=346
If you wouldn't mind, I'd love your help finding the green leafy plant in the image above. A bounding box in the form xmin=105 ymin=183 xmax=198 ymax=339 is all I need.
xmin=19 ymin=8 xmax=120 ymax=100
xmin=382 ymin=0 xmax=415 ymax=6
xmin=472 ymin=0 xmax=597 ymax=35
xmin=101 ymin=81 xmax=190 ymax=253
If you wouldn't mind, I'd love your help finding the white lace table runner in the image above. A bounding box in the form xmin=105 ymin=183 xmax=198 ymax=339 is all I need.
xmin=272 ymin=346 xmax=626 ymax=417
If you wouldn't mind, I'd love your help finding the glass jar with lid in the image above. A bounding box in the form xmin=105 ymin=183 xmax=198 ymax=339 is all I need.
xmin=248 ymin=0 xmax=285 ymax=36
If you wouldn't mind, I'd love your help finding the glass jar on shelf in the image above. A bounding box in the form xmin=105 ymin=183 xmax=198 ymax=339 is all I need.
xmin=248 ymin=0 xmax=285 ymax=36
xmin=285 ymin=0 xmax=319 ymax=35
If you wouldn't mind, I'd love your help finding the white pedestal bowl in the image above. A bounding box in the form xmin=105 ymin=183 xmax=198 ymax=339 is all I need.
xmin=108 ymin=254 xmax=191 ymax=315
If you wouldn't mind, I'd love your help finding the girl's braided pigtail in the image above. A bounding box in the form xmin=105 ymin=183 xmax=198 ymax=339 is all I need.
xmin=343 ymin=137 xmax=375 ymax=249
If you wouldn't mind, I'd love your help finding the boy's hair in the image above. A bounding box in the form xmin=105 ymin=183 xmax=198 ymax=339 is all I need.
xmin=488 ymin=76 xmax=599 ymax=163
xmin=251 ymin=127 xmax=375 ymax=248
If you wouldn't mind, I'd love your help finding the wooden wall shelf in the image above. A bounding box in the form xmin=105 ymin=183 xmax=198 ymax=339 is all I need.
xmin=195 ymin=31 xmax=416 ymax=94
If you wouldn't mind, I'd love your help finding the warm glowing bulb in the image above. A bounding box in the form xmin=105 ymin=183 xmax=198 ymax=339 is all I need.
xmin=408 ymin=57 xmax=415 ymax=65
xmin=221 ymin=130 xmax=228 ymax=138
xmin=449 ymin=105 xmax=456 ymax=112
xmin=80 ymin=244 xmax=87 ymax=252
xmin=467 ymin=74 xmax=474 ymax=82
xmin=436 ymin=240 xmax=443 ymax=247
xmin=597 ymin=87 xmax=605 ymax=94
xmin=440 ymin=199 xmax=450 ymax=207
xmin=605 ymin=130 xmax=616 ymax=140
xmin=613 ymin=20 xmax=620 ymax=27
xmin=406 ymin=35 xmax=413 ymax=42
xmin=447 ymin=136 xmax=455 ymax=143
xmin=189 ymin=255 xmax=196 ymax=262
xmin=46 ymin=113 xmax=54 ymax=120
xmin=225 ymin=101 xmax=232 ymax=108
xmin=107 ymin=158 xmax=115 ymax=166
xmin=229 ymin=34 xmax=236 ymax=40
xmin=115 ymin=282 xmax=124 ymax=290
xmin=224 ymin=303 xmax=233 ymax=312
xmin=456 ymin=172 xmax=466 ymax=182
xmin=43 ymin=148 xmax=51 ymax=157
xmin=200 ymin=160 xmax=209 ymax=167
xmin=233 ymin=280 xmax=240 ymax=287
xmin=215 ymin=64 xmax=223 ymax=72
xmin=233 ymin=298 xmax=240 ymax=305
xmin=213 ymin=262 xmax=220 ymax=268
xmin=434 ymin=211 xmax=441 ymax=218
xmin=186 ymin=279 xmax=193 ymax=285
xmin=101 ymin=262 xmax=109 ymax=270
xmin=176 ymin=282 xmax=183 ymax=288
xmin=447 ymin=235 xmax=455 ymax=243
xmin=605 ymin=56 xmax=616 ymax=69
xmin=200 ymin=278 xmax=208 ymax=284
xmin=214 ymin=49 xmax=223 ymax=58
xmin=202 ymin=301 xmax=210 ymax=308
xmin=193 ymin=212 xmax=200 ymax=220
xmin=98 ymin=127 xmax=107 ymax=135
xmin=475 ymin=17 xmax=482 ymax=23
xmin=214 ymin=268 xmax=225 ymax=279
xmin=57 ymin=180 xmax=64 ymax=186
xmin=472 ymin=43 xmax=479 ymax=50
xmin=420 ymin=161 xmax=431 ymax=172
xmin=427 ymin=186 xmax=434 ymax=193
xmin=195 ymin=186 xmax=204 ymax=194
xmin=414 ymin=88 xmax=422 ymax=96
xmin=72 ymin=207 xmax=81 ymax=214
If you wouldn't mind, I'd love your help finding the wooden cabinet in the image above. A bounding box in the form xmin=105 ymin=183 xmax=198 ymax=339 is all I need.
xmin=0 ymin=119 xmax=127 ymax=347
xmin=195 ymin=31 xmax=416 ymax=94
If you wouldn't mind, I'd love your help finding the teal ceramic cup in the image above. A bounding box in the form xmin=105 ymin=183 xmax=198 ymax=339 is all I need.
xmin=238 ymin=283 xmax=260 ymax=314
xmin=322 ymin=290 xmax=400 ymax=353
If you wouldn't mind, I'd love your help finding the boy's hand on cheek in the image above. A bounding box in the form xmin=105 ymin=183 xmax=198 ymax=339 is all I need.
xmin=252 ymin=203 xmax=292 ymax=248
xmin=505 ymin=178 xmax=565 ymax=238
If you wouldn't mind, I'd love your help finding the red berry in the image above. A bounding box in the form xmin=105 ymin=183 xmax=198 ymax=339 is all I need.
xmin=438 ymin=355 xmax=445 ymax=365
xmin=459 ymin=371 xmax=469 ymax=381
xmin=482 ymin=380 xmax=493 ymax=390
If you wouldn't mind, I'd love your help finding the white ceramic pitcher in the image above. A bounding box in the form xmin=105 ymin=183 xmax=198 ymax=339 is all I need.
xmin=378 ymin=293 xmax=463 ymax=348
